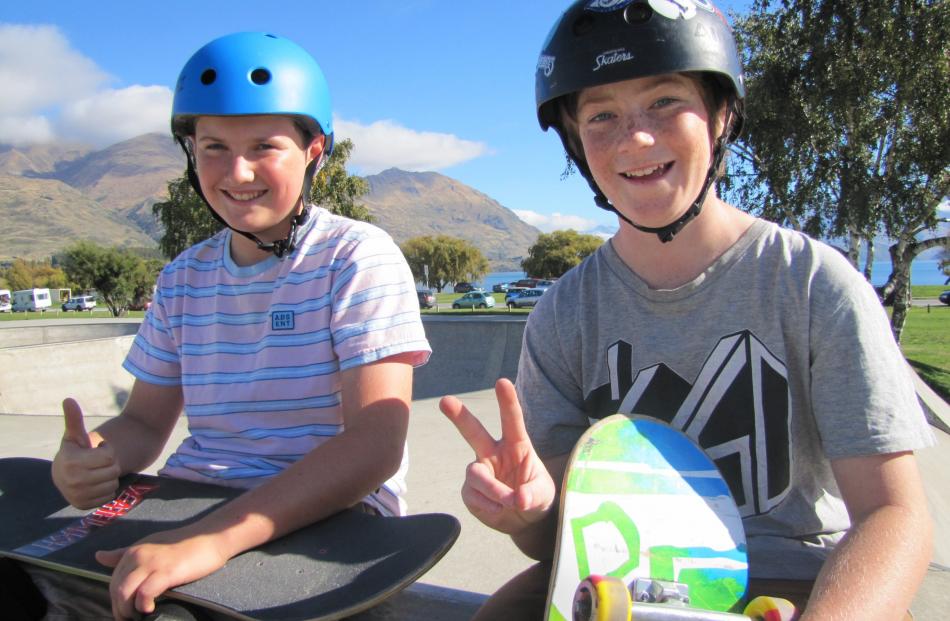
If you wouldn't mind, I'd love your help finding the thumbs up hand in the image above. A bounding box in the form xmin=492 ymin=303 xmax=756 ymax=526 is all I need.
xmin=51 ymin=398 xmax=121 ymax=509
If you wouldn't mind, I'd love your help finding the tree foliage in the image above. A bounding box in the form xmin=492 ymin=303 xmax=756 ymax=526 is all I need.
xmin=400 ymin=235 xmax=489 ymax=292
xmin=60 ymin=241 xmax=158 ymax=316
xmin=522 ymin=230 xmax=604 ymax=278
xmin=311 ymin=138 xmax=374 ymax=223
xmin=730 ymin=0 xmax=950 ymax=341
xmin=152 ymin=174 xmax=221 ymax=260
xmin=1 ymin=259 xmax=67 ymax=291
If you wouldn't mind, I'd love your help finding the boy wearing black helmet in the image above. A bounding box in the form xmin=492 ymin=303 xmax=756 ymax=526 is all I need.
xmin=27 ymin=33 xmax=430 ymax=619
xmin=441 ymin=1 xmax=933 ymax=618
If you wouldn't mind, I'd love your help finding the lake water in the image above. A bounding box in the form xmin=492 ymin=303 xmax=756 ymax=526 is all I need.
xmin=479 ymin=260 xmax=947 ymax=289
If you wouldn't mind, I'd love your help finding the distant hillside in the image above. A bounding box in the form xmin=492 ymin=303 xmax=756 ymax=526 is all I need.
xmin=0 ymin=174 xmax=155 ymax=258
xmin=0 ymin=135 xmax=539 ymax=269
xmin=361 ymin=169 xmax=540 ymax=270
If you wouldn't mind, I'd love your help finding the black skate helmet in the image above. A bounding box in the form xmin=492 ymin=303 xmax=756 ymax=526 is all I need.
xmin=172 ymin=32 xmax=334 ymax=258
xmin=536 ymin=0 xmax=745 ymax=242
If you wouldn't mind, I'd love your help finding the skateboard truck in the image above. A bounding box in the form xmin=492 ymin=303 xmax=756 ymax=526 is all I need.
xmin=633 ymin=578 xmax=690 ymax=606
xmin=573 ymin=575 xmax=798 ymax=620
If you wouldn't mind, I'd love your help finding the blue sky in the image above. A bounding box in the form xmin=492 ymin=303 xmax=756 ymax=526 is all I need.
xmin=1 ymin=0 xmax=753 ymax=235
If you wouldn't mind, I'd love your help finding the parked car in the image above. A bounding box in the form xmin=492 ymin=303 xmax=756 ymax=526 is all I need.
xmin=452 ymin=291 xmax=495 ymax=309
xmin=453 ymin=282 xmax=476 ymax=293
xmin=492 ymin=282 xmax=510 ymax=293
xmin=417 ymin=289 xmax=436 ymax=309
xmin=506 ymin=288 xmax=545 ymax=308
xmin=940 ymin=290 xmax=950 ymax=306
xmin=0 ymin=289 xmax=10 ymax=313
xmin=62 ymin=295 xmax=97 ymax=311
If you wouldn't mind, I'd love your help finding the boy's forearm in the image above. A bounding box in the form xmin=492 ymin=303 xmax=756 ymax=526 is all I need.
xmin=511 ymin=452 xmax=567 ymax=560
xmin=511 ymin=505 xmax=559 ymax=560
xmin=802 ymin=503 xmax=932 ymax=620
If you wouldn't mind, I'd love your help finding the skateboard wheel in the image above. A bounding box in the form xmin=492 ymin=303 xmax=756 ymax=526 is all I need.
xmin=743 ymin=595 xmax=797 ymax=621
xmin=573 ymin=575 xmax=632 ymax=621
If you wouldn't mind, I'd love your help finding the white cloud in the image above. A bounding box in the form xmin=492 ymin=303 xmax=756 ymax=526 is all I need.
xmin=57 ymin=85 xmax=173 ymax=146
xmin=334 ymin=117 xmax=489 ymax=174
xmin=513 ymin=209 xmax=604 ymax=234
xmin=0 ymin=115 xmax=54 ymax=145
xmin=0 ymin=24 xmax=170 ymax=147
xmin=0 ymin=24 xmax=108 ymax=116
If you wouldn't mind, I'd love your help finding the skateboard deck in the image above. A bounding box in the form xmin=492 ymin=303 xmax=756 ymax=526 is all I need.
xmin=0 ymin=457 xmax=459 ymax=621
xmin=545 ymin=415 xmax=748 ymax=621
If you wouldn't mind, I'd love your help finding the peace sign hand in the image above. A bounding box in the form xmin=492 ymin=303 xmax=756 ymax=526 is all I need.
xmin=440 ymin=378 xmax=556 ymax=535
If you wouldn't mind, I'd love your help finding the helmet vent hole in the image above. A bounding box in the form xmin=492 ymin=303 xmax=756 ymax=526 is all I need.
xmin=624 ymin=2 xmax=653 ymax=24
xmin=251 ymin=68 xmax=271 ymax=85
xmin=200 ymin=69 xmax=216 ymax=85
xmin=572 ymin=14 xmax=595 ymax=36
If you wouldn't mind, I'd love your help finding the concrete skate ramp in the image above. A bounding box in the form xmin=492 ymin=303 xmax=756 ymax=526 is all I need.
xmin=0 ymin=316 xmax=525 ymax=415
xmin=412 ymin=316 xmax=525 ymax=400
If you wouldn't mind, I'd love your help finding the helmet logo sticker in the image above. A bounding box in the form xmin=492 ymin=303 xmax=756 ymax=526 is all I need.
xmin=648 ymin=0 xmax=698 ymax=20
xmin=594 ymin=48 xmax=635 ymax=72
xmin=585 ymin=0 xmax=635 ymax=12
xmin=538 ymin=55 xmax=556 ymax=78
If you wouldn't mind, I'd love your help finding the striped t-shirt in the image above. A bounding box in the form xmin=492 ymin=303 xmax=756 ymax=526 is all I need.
xmin=123 ymin=208 xmax=431 ymax=515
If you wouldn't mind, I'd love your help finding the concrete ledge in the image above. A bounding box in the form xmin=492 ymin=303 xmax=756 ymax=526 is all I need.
xmin=911 ymin=364 xmax=950 ymax=434
xmin=0 ymin=319 xmax=141 ymax=349
xmin=413 ymin=316 xmax=525 ymax=399
xmin=0 ymin=335 xmax=137 ymax=416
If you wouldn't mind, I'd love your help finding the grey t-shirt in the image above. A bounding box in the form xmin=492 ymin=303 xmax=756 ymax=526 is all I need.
xmin=518 ymin=219 xmax=934 ymax=579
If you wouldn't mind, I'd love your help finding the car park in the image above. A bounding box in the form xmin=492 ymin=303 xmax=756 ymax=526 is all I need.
xmin=506 ymin=288 xmax=545 ymax=308
xmin=940 ymin=290 xmax=950 ymax=306
xmin=417 ymin=289 xmax=436 ymax=309
xmin=62 ymin=295 xmax=97 ymax=311
xmin=452 ymin=291 xmax=495 ymax=309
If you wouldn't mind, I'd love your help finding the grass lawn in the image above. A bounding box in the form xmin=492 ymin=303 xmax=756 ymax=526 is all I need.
xmin=899 ymin=305 xmax=950 ymax=402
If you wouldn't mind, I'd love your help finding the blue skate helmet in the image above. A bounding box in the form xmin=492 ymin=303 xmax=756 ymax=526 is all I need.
xmin=172 ymin=32 xmax=334 ymax=257
xmin=536 ymin=0 xmax=745 ymax=243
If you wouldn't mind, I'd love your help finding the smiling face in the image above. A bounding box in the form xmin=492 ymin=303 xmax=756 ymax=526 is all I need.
xmin=192 ymin=115 xmax=324 ymax=247
xmin=575 ymin=73 xmax=723 ymax=229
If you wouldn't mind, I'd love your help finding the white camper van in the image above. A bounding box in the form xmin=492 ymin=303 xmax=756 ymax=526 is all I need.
xmin=12 ymin=288 xmax=52 ymax=312
xmin=0 ymin=290 xmax=11 ymax=312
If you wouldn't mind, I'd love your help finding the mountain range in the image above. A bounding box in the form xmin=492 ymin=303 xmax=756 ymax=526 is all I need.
xmin=0 ymin=133 xmax=540 ymax=270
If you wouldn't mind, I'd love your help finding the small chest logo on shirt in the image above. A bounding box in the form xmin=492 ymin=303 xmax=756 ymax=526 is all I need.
xmin=272 ymin=310 xmax=295 ymax=331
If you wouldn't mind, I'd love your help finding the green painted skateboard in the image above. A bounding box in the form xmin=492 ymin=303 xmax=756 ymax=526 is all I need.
xmin=545 ymin=415 xmax=795 ymax=621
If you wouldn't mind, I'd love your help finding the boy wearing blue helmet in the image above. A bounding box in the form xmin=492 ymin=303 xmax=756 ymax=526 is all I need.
xmin=25 ymin=32 xmax=431 ymax=619
xmin=441 ymin=1 xmax=933 ymax=619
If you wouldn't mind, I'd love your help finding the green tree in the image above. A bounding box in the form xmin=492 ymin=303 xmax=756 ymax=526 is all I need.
xmin=4 ymin=259 xmax=37 ymax=291
xmin=522 ymin=230 xmax=603 ymax=279
xmin=311 ymin=138 xmax=374 ymax=223
xmin=730 ymin=0 xmax=950 ymax=342
xmin=152 ymin=174 xmax=222 ymax=260
xmin=941 ymin=234 xmax=950 ymax=284
xmin=60 ymin=241 xmax=142 ymax=317
xmin=130 ymin=258 xmax=165 ymax=308
xmin=401 ymin=235 xmax=489 ymax=292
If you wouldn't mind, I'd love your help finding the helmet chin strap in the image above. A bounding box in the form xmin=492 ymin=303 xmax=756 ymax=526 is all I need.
xmin=600 ymin=135 xmax=727 ymax=244
xmin=178 ymin=137 xmax=319 ymax=258
xmin=589 ymin=107 xmax=734 ymax=244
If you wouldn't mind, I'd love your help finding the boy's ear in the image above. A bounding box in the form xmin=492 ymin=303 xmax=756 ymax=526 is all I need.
xmin=307 ymin=134 xmax=327 ymax=163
